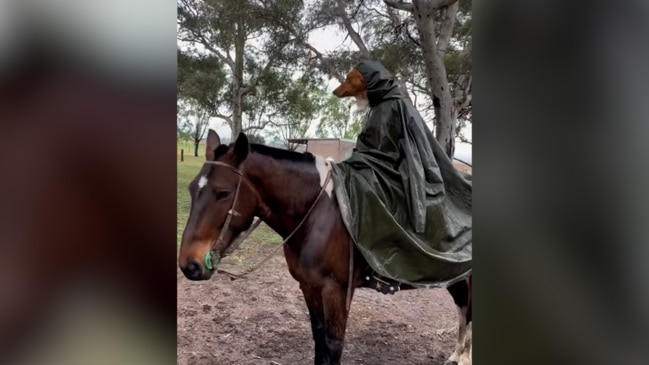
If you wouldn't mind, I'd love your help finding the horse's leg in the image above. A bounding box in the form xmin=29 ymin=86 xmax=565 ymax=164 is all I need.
xmin=301 ymin=283 xmax=326 ymax=364
xmin=320 ymin=279 xmax=352 ymax=365
xmin=445 ymin=276 xmax=472 ymax=365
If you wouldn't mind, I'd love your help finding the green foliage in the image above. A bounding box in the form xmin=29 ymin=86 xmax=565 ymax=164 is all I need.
xmin=177 ymin=49 xmax=228 ymax=115
xmin=177 ymin=123 xmax=192 ymax=142
xmin=178 ymin=0 xmax=309 ymax=134
xmin=177 ymin=100 xmax=194 ymax=142
xmin=177 ymin=0 xmax=471 ymax=145
xmin=269 ymin=78 xmax=323 ymax=148
xmin=315 ymin=95 xmax=362 ymax=140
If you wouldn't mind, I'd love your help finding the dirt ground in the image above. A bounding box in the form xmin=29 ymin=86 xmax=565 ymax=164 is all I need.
xmin=177 ymin=246 xmax=459 ymax=365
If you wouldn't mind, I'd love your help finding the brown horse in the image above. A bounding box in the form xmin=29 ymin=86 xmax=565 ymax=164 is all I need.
xmin=178 ymin=130 xmax=472 ymax=365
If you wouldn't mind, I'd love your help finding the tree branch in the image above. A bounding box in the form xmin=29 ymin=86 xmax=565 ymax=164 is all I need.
xmin=241 ymin=35 xmax=293 ymax=97
xmin=212 ymin=111 xmax=233 ymax=125
xmin=245 ymin=107 xmax=278 ymax=132
xmin=297 ymin=40 xmax=345 ymax=82
xmin=178 ymin=32 xmax=235 ymax=71
xmin=384 ymin=5 xmax=403 ymax=26
xmin=457 ymin=133 xmax=472 ymax=144
xmin=383 ymin=0 xmax=414 ymax=13
xmin=243 ymin=123 xmax=270 ymax=132
xmin=224 ymin=48 xmax=235 ymax=67
xmin=431 ymin=0 xmax=459 ymax=9
xmin=334 ymin=0 xmax=370 ymax=57
xmin=437 ymin=1 xmax=459 ymax=52
xmin=404 ymin=22 xmax=421 ymax=46
xmin=250 ymin=3 xmax=345 ymax=83
xmin=362 ymin=0 xmax=394 ymax=22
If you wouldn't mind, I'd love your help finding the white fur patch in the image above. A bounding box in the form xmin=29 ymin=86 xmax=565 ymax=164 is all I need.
xmin=314 ymin=155 xmax=334 ymax=198
xmin=354 ymin=94 xmax=370 ymax=109
xmin=198 ymin=175 xmax=208 ymax=190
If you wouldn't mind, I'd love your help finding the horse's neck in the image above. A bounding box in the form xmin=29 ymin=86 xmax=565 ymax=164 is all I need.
xmin=246 ymin=155 xmax=321 ymax=238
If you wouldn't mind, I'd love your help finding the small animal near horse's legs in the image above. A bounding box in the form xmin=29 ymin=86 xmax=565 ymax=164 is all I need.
xmin=445 ymin=276 xmax=473 ymax=365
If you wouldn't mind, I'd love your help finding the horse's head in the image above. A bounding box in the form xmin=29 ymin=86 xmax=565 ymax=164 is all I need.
xmin=178 ymin=130 xmax=261 ymax=281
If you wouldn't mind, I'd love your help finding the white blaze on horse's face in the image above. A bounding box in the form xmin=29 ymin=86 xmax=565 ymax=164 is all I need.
xmin=197 ymin=175 xmax=208 ymax=190
xmin=314 ymin=155 xmax=334 ymax=198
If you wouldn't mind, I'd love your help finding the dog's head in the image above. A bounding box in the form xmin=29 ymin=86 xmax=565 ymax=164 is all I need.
xmin=332 ymin=68 xmax=368 ymax=108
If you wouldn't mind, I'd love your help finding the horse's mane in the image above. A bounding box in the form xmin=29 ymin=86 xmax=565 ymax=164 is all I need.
xmin=250 ymin=144 xmax=315 ymax=163
xmin=212 ymin=142 xmax=315 ymax=164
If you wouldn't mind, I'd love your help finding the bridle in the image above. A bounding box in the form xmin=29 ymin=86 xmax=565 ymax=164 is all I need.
xmin=200 ymin=160 xmax=334 ymax=280
xmin=201 ymin=160 xmax=247 ymax=272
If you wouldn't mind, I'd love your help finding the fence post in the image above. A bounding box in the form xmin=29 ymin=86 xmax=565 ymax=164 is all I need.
xmin=181 ymin=149 xmax=184 ymax=162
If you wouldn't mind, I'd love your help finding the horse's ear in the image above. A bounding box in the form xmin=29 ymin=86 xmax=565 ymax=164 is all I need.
xmin=233 ymin=132 xmax=249 ymax=163
xmin=206 ymin=129 xmax=221 ymax=161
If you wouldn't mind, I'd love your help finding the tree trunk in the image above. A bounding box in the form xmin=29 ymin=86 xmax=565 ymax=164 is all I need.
xmin=231 ymin=18 xmax=246 ymax=137
xmin=412 ymin=0 xmax=456 ymax=159
xmin=193 ymin=139 xmax=200 ymax=157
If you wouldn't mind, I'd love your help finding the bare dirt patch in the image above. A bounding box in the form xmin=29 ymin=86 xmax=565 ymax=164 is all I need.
xmin=178 ymin=249 xmax=458 ymax=365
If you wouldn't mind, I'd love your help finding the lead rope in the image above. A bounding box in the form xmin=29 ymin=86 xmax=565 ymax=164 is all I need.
xmin=223 ymin=217 xmax=263 ymax=255
xmin=217 ymin=170 xmax=334 ymax=280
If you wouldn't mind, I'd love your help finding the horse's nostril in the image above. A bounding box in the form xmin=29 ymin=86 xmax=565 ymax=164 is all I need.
xmin=181 ymin=261 xmax=203 ymax=280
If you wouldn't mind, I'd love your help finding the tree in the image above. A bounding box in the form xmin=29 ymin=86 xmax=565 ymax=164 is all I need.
xmin=177 ymin=0 xmax=306 ymax=136
xmin=269 ymin=78 xmax=322 ymax=150
xmin=383 ymin=0 xmax=472 ymax=157
xmin=177 ymin=114 xmax=192 ymax=143
xmin=177 ymin=99 xmax=193 ymax=143
xmin=177 ymin=48 xmax=227 ymax=120
xmin=178 ymin=100 xmax=211 ymax=157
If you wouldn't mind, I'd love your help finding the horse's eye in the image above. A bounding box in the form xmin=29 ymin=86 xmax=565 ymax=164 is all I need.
xmin=214 ymin=190 xmax=231 ymax=201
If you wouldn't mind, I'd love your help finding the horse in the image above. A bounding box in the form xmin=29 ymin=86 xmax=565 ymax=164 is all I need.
xmin=178 ymin=129 xmax=472 ymax=365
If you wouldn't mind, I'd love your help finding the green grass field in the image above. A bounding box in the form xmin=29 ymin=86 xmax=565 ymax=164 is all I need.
xmin=176 ymin=141 xmax=281 ymax=249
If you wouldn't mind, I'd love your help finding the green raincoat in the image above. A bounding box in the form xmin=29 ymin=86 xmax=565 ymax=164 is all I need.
xmin=331 ymin=60 xmax=472 ymax=288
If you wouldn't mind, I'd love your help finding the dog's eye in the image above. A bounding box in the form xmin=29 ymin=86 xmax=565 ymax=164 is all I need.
xmin=214 ymin=190 xmax=231 ymax=201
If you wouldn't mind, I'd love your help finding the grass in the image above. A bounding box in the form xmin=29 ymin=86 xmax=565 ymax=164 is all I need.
xmin=176 ymin=142 xmax=282 ymax=249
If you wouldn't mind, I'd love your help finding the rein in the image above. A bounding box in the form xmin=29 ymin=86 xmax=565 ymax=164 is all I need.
xmin=202 ymin=160 xmax=334 ymax=281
